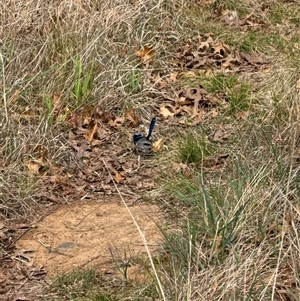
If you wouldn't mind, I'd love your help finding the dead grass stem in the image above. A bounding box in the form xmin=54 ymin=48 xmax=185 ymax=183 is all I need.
xmin=1 ymin=0 xmax=300 ymax=300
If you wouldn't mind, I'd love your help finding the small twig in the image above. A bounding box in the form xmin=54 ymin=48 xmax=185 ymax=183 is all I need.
xmin=16 ymin=278 xmax=29 ymax=291
xmin=72 ymin=200 xmax=104 ymax=227
xmin=9 ymin=203 xmax=61 ymax=247
xmin=78 ymin=254 xmax=112 ymax=269
xmin=36 ymin=236 xmax=71 ymax=257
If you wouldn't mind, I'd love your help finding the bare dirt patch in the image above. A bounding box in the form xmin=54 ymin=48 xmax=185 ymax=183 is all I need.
xmin=15 ymin=198 xmax=163 ymax=279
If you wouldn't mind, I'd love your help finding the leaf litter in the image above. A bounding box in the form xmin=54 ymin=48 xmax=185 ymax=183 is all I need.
xmin=140 ymin=35 xmax=270 ymax=128
xmin=15 ymin=34 xmax=269 ymax=246
xmin=174 ymin=35 xmax=269 ymax=73
xmin=3 ymin=101 xmax=166 ymax=298
xmin=3 ymin=30 xmax=272 ymax=301
xmin=16 ymin=36 xmax=267 ymax=278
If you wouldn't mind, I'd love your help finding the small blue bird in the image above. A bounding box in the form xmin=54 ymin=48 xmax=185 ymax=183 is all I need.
xmin=133 ymin=117 xmax=156 ymax=153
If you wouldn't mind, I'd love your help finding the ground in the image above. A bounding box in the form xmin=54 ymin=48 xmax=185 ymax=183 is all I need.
xmin=1 ymin=0 xmax=300 ymax=300
xmin=16 ymin=200 xmax=162 ymax=278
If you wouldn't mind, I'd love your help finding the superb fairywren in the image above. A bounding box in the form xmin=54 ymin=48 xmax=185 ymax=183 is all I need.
xmin=133 ymin=117 xmax=156 ymax=153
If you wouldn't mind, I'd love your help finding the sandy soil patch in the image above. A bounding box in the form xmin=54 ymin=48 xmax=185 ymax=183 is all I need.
xmin=16 ymin=198 xmax=163 ymax=279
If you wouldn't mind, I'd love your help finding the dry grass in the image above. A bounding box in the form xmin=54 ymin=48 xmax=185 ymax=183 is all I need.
xmin=1 ymin=0 xmax=300 ymax=300
xmin=1 ymin=0 xmax=179 ymax=218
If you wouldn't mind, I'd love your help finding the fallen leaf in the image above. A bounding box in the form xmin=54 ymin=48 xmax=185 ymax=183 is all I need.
xmin=175 ymin=35 xmax=269 ymax=76
xmin=33 ymin=144 xmax=48 ymax=158
xmin=125 ymin=109 xmax=139 ymax=126
xmin=221 ymin=57 xmax=238 ymax=71
xmin=136 ymin=179 xmax=155 ymax=188
xmin=192 ymin=109 xmax=205 ymax=125
xmin=160 ymin=106 xmax=175 ymax=119
xmin=152 ymin=73 xmax=168 ymax=89
xmin=136 ymin=46 xmax=156 ymax=63
xmin=108 ymin=116 xmax=125 ymax=127
xmin=84 ymin=121 xmax=98 ymax=141
xmin=152 ymin=138 xmax=164 ymax=152
xmin=95 ymin=126 xmax=110 ymax=141
xmin=220 ymin=10 xmax=239 ymax=24
xmin=106 ymin=162 xmax=125 ymax=184
xmin=240 ymin=52 xmax=267 ymax=65
xmin=52 ymin=92 xmax=63 ymax=109
xmin=172 ymin=162 xmax=192 ymax=177
xmin=25 ymin=157 xmax=47 ymax=175
xmin=236 ymin=111 xmax=249 ymax=120
xmin=202 ymin=154 xmax=230 ymax=170
xmin=9 ymin=89 xmax=20 ymax=103
xmin=212 ymin=41 xmax=230 ymax=58
xmin=49 ymin=173 xmax=73 ymax=184
xmin=175 ymin=105 xmax=192 ymax=115
xmin=169 ymin=72 xmax=178 ymax=82
xmin=114 ymin=171 xmax=125 ymax=184
xmin=172 ymin=162 xmax=188 ymax=172
xmin=67 ymin=111 xmax=83 ymax=128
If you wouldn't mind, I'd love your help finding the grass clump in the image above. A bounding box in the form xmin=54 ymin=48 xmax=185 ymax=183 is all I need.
xmin=51 ymin=269 xmax=119 ymax=301
xmin=164 ymin=168 xmax=249 ymax=264
xmin=203 ymin=73 xmax=252 ymax=113
xmin=228 ymin=82 xmax=252 ymax=113
xmin=128 ymin=69 xmax=143 ymax=94
xmin=178 ymin=132 xmax=213 ymax=164
xmin=204 ymin=73 xmax=238 ymax=93
xmin=160 ymin=119 xmax=300 ymax=298
xmin=238 ymin=29 xmax=285 ymax=53
xmin=72 ymin=57 xmax=95 ymax=107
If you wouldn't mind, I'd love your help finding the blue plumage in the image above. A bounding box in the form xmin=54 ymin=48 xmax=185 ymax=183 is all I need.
xmin=133 ymin=117 xmax=156 ymax=153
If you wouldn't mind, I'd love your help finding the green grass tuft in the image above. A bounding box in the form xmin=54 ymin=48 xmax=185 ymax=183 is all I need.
xmin=228 ymin=82 xmax=252 ymax=113
xmin=177 ymin=132 xmax=214 ymax=164
xmin=71 ymin=56 xmax=95 ymax=107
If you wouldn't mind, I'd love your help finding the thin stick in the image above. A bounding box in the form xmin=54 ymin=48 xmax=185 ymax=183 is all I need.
xmin=0 ymin=51 xmax=8 ymax=123
xmin=102 ymin=159 xmax=166 ymax=301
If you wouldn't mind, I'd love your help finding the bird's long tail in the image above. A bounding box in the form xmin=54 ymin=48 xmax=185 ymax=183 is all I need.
xmin=147 ymin=117 xmax=156 ymax=140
